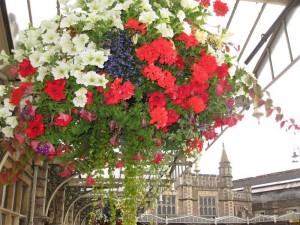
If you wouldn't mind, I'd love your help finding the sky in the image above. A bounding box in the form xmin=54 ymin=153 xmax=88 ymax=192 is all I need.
xmin=4 ymin=0 xmax=300 ymax=180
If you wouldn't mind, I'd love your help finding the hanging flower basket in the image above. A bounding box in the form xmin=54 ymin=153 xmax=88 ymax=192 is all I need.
xmin=0 ymin=0 xmax=261 ymax=224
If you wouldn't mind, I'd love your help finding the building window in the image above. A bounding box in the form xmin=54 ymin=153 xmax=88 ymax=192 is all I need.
xmin=199 ymin=197 xmax=217 ymax=217
xmin=157 ymin=195 xmax=176 ymax=215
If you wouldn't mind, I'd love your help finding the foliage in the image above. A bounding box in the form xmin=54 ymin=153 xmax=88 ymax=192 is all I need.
xmin=0 ymin=0 xmax=271 ymax=224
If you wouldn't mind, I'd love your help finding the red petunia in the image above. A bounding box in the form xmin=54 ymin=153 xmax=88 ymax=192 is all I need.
xmin=153 ymin=152 xmax=164 ymax=164
xmin=125 ymin=18 xmax=147 ymax=35
xmin=213 ymin=0 xmax=229 ymax=16
xmin=10 ymin=82 xmax=32 ymax=106
xmin=86 ymin=175 xmax=96 ymax=186
xmin=44 ymin=79 xmax=66 ymax=102
xmin=199 ymin=0 xmax=210 ymax=7
xmin=150 ymin=107 xmax=168 ymax=129
xmin=25 ymin=114 xmax=45 ymax=139
xmin=54 ymin=113 xmax=72 ymax=126
xmin=216 ymin=63 xmax=229 ymax=79
xmin=86 ymin=90 xmax=93 ymax=105
xmin=188 ymin=96 xmax=206 ymax=114
xmin=132 ymin=152 xmax=144 ymax=161
xmin=216 ymin=79 xmax=231 ymax=96
xmin=148 ymin=92 xmax=166 ymax=110
xmin=175 ymin=32 xmax=199 ymax=48
xmin=115 ymin=161 xmax=125 ymax=168
xmin=18 ymin=59 xmax=36 ymax=77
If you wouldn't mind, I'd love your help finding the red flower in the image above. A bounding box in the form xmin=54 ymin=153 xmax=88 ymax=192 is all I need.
xmin=167 ymin=109 xmax=181 ymax=126
xmin=175 ymin=32 xmax=198 ymax=48
xmin=59 ymin=169 xmax=72 ymax=177
xmin=86 ymin=175 xmax=96 ymax=186
xmin=10 ymin=82 xmax=32 ymax=106
xmin=44 ymin=79 xmax=66 ymax=102
xmin=79 ymin=109 xmax=97 ymax=121
xmin=153 ymin=152 xmax=164 ymax=164
xmin=86 ymin=90 xmax=93 ymax=105
xmin=213 ymin=0 xmax=229 ymax=16
xmin=125 ymin=18 xmax=147 ymax=35
xmin=175 ymin=56 xmax=185 ymax=70
xmin=199 ymin=0 xmax=210 ymax=7
xmin=25 ymin=114 xmax=45 ymax=139
xmin=150 ymin=107 xmax=168 ymax=129
xmin=119 ymin=81 xmax=135 ymax=100
xmin=132 ymin=152 xmax=144 ymax=161
xmin=54 ymin=113 xmax=72 ymax=126
xmin=197 ymin=52 xmax=218 ymax=77
xmin=188 ymin=96 xmax=206 ymax=114
xmin=216 ymin=63 xmax=229 ymax=79
xmin=115 ymin=161 xmax=125 ymax=168
xmin=18 ymin=59 xmax=36 ymax=77
xmin=216 ymin=79 xmax=231 ymax=96
xmin=148 ymin=92 xmax=166 ymax=110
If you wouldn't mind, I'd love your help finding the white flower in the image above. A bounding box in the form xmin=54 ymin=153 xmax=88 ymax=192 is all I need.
xmin=74 ymin=70 xmax=88 ymax=86
xmin=86 ymin=71 xmax=100 ymax=86
xmin=0 ymin=107 xmax=12 ymax=118
xmin=93 ymin=50 xmax=109 ymax=68
xmin=52 ymin=61 xmax=70 ymax=80
xmin=75 ymin=87 xmax=88 ymax=96
xmin=87 ymin=0 xmax=115 ymax=11
xmin=81 ymin=50 xmax=96 ymax=66
xmin=156 ymin=23 xmax=174 ymax=38
xmin=98 ymin=74 xmax=109 ymax=88
xmin=11 ymin=49 xmax=25 ymax=62
xmin=139 ymin=11 xmax=158 ymax=25
xmin=29 ymin=50 xmax=43 ymax=67
xmin=72 ymin=34 xmax=89 ymax=51
xmin=177 ymin=10 xmax=186 ymax=22
xmin=182 ymin=21 xmax=192 ymax=35
xmin=1 ymin=126 xmax=14 ymax=138
xmin=3 ymin=98 xmax=15 ymax=111
xmin=180 ymin=0 xmax=199 ymax=9
xmin=42 ymin=29 xmax=60 ymax=44
xmin=60 ymin=14 xmax=78 ymax=28
xmin=73 ymin=95 xmax=87 ymax=107
xmin=195 ymin=30 xmax=208 ymax=44
xmin=37 ymin=67 xmax=49 ymax=82
xmin=159 ymin=8 xmax=174 ymax=18
xmin=139 ymin=0 xmax=152 ymax=10
xmin=0 ymin=50 xmax=10 ymax=69
xmin=40 ymin=20 xmax=59 ymax=32
xmin=5 ymin=116 xmax=18 ymax=128
xmin=114 ymin=0 xmax=133 ymax=10
xmin=0 ymin=85 xmax=6 ymax=97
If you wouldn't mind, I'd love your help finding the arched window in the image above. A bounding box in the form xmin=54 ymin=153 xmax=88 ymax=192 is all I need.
xmin=157 ymin=195 xmax=176 ymax=216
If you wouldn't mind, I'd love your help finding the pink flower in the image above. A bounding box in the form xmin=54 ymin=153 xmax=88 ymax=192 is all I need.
xmin=54 ymin=113 xmax=72 ymax=126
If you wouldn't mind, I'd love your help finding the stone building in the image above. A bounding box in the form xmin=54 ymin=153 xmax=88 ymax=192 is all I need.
xmin=233 ymin=168 xmax=300 ymax=216
xmin=147 ymin=145 xmax=253 ymax=219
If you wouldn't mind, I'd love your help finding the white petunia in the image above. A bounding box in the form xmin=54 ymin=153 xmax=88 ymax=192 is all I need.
xmin=37 ymin=67 xmax=49 ymax=82
xmin=40 ymin=20 xmax=59 ymax=32
xmin=1 ymin=126 xmax=14 ymax=138
xmin=5 ymin=116 xmax=18 ymax=128
xmin=182 ymin=21 xmax=192 ymax=35
xmin=42 ymin=29 xmax=60 ymax=44
xmin=74 ymin=71 xmax=88 ymax=86
xmin=93 ymin=50 xmax=109 ymax=68
xmin=73 ymin=95 xmax=87 ymax=108
xmin=29 ymin=50 xmax=43 ymax=67
xmin=0 ymin=107 xmax=12 ymax=118
xmin=156 ymin=23 xmax=174 ymax=38
xmin=177 ymin=10 xmax=186 ymax=22
xmin=72 ymin=34 xmax=89 ymax=51
xmin=85 ymin=71 xmax=99 ymax=86
xmin=139 ymin=11 xmax=158 ymax=25
xmin=75 ymin=87 xmax=88 ymax=96
xmin=51 ymin=61 xmax=70 ymax=80
xmin=195 ymin=30 xmax=208 ymax=44
xmin=159 ymin=8 xmax=174 ymax=18
xmin=81 ymin=50 xmax=96 ymax=66
xmin=3 ymin=99 xmax=15 ymax=111
xmin=60 ymin=14 xmax=78 ymax=28
xmin=0 ymin=85 xmax=6 ymax=97
xmin=114 ymin=0 xmax=133 ymax=10
xmin=180 ymin=0 xmax=199 ymax=9
xmin=97 ymin=74 xmax=109 ymax=88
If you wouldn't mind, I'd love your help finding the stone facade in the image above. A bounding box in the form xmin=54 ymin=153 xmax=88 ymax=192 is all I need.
xmin=147 ymin=146 xmax=253 ymax=218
